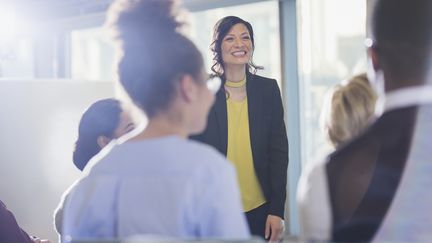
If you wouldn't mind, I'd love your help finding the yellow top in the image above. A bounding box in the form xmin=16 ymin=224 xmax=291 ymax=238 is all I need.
xmin=225 ymin=76 xmax=247 ymax=88
xmin=226 ymin=97 xmax=266 ymax=212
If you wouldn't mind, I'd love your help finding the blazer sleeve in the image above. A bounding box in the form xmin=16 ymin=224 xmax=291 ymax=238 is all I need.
xmin=268 ymin=80 xmax=289 ymax=218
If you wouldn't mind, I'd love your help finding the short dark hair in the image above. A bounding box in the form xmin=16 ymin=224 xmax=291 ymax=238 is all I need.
xmin=210 ymin=16 xmax=262 ymax=78
xmin=106 ymin=0 xmax=204 ymax=117
xmin=73 ymin=99 xmax=122 ymax=171
xmin=372 ymin=0 xmax=432 ymax=81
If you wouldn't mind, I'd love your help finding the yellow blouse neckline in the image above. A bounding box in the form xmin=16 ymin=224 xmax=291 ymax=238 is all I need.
xmin=225 ymin=76 xmax=246 ymax=88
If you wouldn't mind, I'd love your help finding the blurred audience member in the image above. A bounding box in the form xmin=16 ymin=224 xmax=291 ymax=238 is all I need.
xmin=72 ymin=98 xmax=135 ymax=171
xmin=298 ymin=0 xmax=432 ymax=241
xmin=321 ymin=73 xmax=377 ymax=148
xmin=54 ymin=98 xmax=135 ymax=235
xmin=59 ymin=0 xmax=249 ymax=240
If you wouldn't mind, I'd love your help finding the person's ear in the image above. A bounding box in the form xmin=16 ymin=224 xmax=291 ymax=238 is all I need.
xmin=97 ymin=135 xmax=111 ymax=149
xmin=178 ymin=74 xmax=199 ymax=103
xmin=368 ymin=47 xmax=380 ymax=71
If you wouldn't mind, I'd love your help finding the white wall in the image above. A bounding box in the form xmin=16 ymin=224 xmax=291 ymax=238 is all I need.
xmin=0 ymin=79 xmax=114 ymax=241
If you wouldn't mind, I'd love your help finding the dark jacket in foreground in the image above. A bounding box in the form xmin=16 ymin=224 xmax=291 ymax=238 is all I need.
xmin=326 ymin=105 xmax=421 ymax=241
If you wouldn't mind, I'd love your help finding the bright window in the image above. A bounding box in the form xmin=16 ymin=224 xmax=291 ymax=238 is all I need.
xmin=297 ymin=0 xmax=367 ymax=165
xmin=71 ymin=27 xmax=115 ymax=81
xmin=70 ymin=1 xmax=281 ymax=86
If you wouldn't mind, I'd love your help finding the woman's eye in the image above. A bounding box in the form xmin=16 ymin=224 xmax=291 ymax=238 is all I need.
xmin=242 ymin=36 xmax=250 ymax=40
xmin=224 ymin=37 xmax=234 ymax=42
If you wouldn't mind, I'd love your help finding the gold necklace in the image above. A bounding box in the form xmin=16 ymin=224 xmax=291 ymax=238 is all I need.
xmin=225 ymin=76 xmax=246 ymax=88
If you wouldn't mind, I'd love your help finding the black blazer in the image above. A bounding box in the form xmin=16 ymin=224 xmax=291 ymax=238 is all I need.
xmin=191 ymin=72 xmax=289 ymax=218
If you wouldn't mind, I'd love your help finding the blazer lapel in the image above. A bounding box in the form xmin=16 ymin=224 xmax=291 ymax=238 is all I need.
xmin=215 ymin=86 xmax=228 ymax=155
xmin=246 ymin=73 xmax=263 ymax=163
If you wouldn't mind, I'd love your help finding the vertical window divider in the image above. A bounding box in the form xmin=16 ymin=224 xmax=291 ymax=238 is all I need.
xmin=280 ymin=0 xmax=302 ymax=236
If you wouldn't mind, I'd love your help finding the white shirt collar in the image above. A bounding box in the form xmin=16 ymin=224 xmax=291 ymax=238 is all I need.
xmin=375 ymin=85 xmax=432 ymax=116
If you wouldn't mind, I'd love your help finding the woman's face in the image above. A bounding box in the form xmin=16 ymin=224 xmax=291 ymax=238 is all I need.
xmin=97 ymin=110 xmax=135 ymax=149
xmin=112 ymin=111 xmax=135 ymax=139
xmin=221 ymin=23 xmax=253 ymax=68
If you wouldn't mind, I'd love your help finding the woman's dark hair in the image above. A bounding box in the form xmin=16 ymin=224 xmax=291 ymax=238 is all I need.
xmin=210 ymin=16 xmax=263 ymax=77
xmin=73 ymin=99 xmax=123 ymax=171
xmin=106 ymin=0 xmax=204 ymax=117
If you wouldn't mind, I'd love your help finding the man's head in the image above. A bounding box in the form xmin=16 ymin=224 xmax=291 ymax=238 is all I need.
xmin=369 ymin=0 xmax=432 ymax=91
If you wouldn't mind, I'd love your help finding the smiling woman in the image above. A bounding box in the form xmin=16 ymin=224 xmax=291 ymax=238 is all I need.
xmin=191 ymin=15 xmax=289 ymax=242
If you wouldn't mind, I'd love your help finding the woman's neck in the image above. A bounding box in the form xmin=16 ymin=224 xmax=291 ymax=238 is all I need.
xmin=224 ymin=64 xmax=246 ymax=82
xmin=131 ymin=114 xmax=188 ymax=141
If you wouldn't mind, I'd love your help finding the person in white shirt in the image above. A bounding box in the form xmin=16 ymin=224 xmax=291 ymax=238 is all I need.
xmin=58 ymin=0 xmax=249 ymax=241
xmin=298 ymin=0 xmax=432 ymax=241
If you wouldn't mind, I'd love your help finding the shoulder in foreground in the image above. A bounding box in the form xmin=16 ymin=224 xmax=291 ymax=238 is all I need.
xmin=327 ymin=124 xmax=376 ymax=163
xmin=301 ymin=158 xmax=329 ymax=180
xmin=186 ymin=139 xmax=231 ymax=166
xmin=297 ymin=157 xmax=332 ymax=241
xmin=186 ymin=138 xmax=225 ymax=158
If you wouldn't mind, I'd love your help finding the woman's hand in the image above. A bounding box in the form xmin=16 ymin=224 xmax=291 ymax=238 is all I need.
xmin=265 ymin=214 xmax=285 ymax=243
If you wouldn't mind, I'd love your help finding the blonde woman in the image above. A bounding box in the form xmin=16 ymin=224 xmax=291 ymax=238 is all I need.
xmin=321 ymin=73 xmax=377 ymax=148
xmin=298 ymin=73 xmax=377 ymax=240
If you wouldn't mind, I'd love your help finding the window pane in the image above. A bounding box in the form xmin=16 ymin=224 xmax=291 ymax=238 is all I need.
xmin=0 ymin=39 xmax=34 ymax=78
xmin=70 ymin=2 xmax=281 ymax=85
xmin=0 ymin=2 xmax=34 ymax=78
xmin=189 ymin=1 xmax=281 ymax=85
xmin=71 ymin=28 xmax=115 ymax=81
xmin=297 ymin=0 xmax=367 ymax=165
